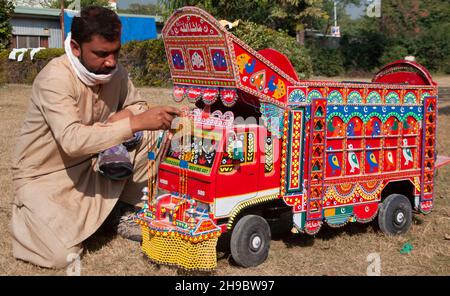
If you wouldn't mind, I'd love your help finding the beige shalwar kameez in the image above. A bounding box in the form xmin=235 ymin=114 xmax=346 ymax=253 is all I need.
xmin=10 ymin=54 xmax=157 ymax=268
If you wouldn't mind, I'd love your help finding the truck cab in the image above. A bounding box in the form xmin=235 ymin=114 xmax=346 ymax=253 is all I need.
xmin=150 ymin=108 xmax=281 ymax=230
xmin=135 ymin=108 xmax=284 ymax=269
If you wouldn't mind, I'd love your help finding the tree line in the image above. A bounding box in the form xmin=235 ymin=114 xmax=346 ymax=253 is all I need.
xmin=1 ymin=0 xmax=449 ymax=76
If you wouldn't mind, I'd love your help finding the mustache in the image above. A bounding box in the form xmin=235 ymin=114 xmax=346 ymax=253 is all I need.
xmin=93 ymin=67 xmax=116 ymax=75
xmin=79 ymin=53 xmax=116 ymax=75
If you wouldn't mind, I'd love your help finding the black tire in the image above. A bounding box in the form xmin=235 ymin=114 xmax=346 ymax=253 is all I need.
xmin=378 ymin=194 xmax=412 ymax=235
xmin=230 ymin=215 xmax=271 ymax=267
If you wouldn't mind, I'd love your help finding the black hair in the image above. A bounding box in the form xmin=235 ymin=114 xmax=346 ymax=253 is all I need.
xmin=71 ymin=6 xmax=122 ymax=45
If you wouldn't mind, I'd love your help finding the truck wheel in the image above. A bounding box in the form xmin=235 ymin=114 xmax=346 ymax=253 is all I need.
xmin=378 ymin=194 xmax=412 ymax=235
xmin=230 ymin=215 xmax=271 ymax=267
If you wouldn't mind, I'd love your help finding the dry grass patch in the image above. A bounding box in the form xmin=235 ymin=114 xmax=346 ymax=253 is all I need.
xmin=0 ymin=83 xmax=449 ymax=275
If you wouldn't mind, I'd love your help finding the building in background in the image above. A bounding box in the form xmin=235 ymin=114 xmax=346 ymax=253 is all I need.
xmin=12 ymin=0 xmax=117 ymax=10
xmin=63 ymin=10 xmax=161 ymax=44
xmin=9 ymin=4 xmax=162 ymax=49
xmin=10 ymin=6 xmax=62 ymax=48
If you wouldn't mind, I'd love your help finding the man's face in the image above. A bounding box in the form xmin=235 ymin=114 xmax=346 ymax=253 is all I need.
xmin=71 ymin=34 xmax=121 ymax=75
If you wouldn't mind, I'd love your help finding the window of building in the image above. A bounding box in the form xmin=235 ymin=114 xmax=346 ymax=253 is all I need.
xmin=17 ymin=35 xmax=27 ymax=48
xmin=13 ymin=35 xmax=49 ymax=48
xmin=28 ymin=36 xmax=39 ymax=48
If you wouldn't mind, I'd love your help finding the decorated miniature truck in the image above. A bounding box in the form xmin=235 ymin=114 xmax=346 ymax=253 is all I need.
xmin=134 ymin=6 xmax=450 ymax=270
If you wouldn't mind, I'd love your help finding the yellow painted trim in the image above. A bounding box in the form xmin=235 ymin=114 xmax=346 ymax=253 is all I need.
xmin=226 ymin=193 xmax=280 ymax=229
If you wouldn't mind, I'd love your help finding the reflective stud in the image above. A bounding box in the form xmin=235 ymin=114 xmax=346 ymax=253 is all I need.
xmin=148 ymin=151 xmax=156 ymax=160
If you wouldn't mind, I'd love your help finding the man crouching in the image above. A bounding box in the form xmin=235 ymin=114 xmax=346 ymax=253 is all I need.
xmin=10 ymin=6 xmax=180 ymax=269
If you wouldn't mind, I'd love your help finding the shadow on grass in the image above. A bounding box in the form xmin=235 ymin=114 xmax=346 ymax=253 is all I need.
xmin=214 ymin=214 xmax=381 ymax=265
xmin=214 ymin=217 xmax=379 ymax=269
xmin=82 ymin=226 xmax=116 ymax=254
xmin=280 ymin=221 xmax=379 ymax=249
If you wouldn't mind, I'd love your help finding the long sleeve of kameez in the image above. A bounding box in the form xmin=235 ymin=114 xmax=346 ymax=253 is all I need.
xmin=121 ymin=75 xmax=150 ymax=116
xmin=35 ymin=77 xmax=134 ymax=158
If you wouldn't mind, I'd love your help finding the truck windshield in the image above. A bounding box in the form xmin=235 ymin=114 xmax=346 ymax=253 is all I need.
xmin=164 ymin=129 xmax=222 ymax=175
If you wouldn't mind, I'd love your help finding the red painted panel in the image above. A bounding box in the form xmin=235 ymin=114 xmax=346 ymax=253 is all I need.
xmin=158 ymin=165 xmax=215 ymax=203
xmin=354 ymin=203 xmax=379 ymax=222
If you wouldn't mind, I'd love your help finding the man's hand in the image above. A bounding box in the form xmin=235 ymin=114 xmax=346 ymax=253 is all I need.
xmin=130 ymin=106 xmax=181 ymax=132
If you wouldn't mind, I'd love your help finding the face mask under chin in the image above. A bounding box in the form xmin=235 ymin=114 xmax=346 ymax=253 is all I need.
xmin=65 ymin=33 xmax=118 ymax=86
xmin=79 ymin=51 xmax=116 ymax=75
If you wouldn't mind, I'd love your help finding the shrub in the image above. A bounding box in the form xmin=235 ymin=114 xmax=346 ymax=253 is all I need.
xmin=0 ymin=49 xmax=7 ymax=59
xmin=379 ymin=44 xmax=410 ymax=67
xmin=34 ymin=48 xmax=65 ymax=59
xmin=0 ymin=48 xmax=64 ymax=84
xmin=0 ymin=41 xmax=171 ymax=86
xmin=0 ymin=50 xmax=7 ymax=85
xmin=340 ymin=31 xmax=388 ymax=72
xmin=120 ymin=38 xmax=171 ymax=87
xmin=415 ymin=23 xmax=450 ymax=74
xmin=0 ymin=0 xmax=14 ymax=50
xmin=306 ymin=41 xmax=345 ymax=77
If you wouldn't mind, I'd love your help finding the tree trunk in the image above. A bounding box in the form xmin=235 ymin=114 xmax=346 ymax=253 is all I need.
xmin=296 ymin=29 xmax=305 ymax=45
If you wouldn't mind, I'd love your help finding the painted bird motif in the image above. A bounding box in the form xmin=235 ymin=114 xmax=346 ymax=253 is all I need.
xmin=371 ymin=120 xmax=381 ymax=136
xmin=245 ymin=59 xmax=256 ymax=74
xmin=402 ymin=139 xmax=413 ymax=165
xmin=403 ymin=119 xmax=410 ymax=131
xmin=327 ymin=146 xmax=340 ymax=175
xmin=391 ymin=120 xmax=399 ymax=132
xmin=327 ymin=120 xmax=335 ymax=134
xmin=236 ymin=54 xmax=250 ymax=74
xmin=366 ymin=145 xmax=378 ymax=172
xmin=347 ymin=122 xmax=355 ymax=137
xmin=385 ymin=151 xmax=395 ymax=169
xmin=347 ymin=144 xmax=360 ymax=173
xmin=330 ymin=121 xmax=344 ymax=137
xmin=268 ymin=75 xmax=277 ymax=92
